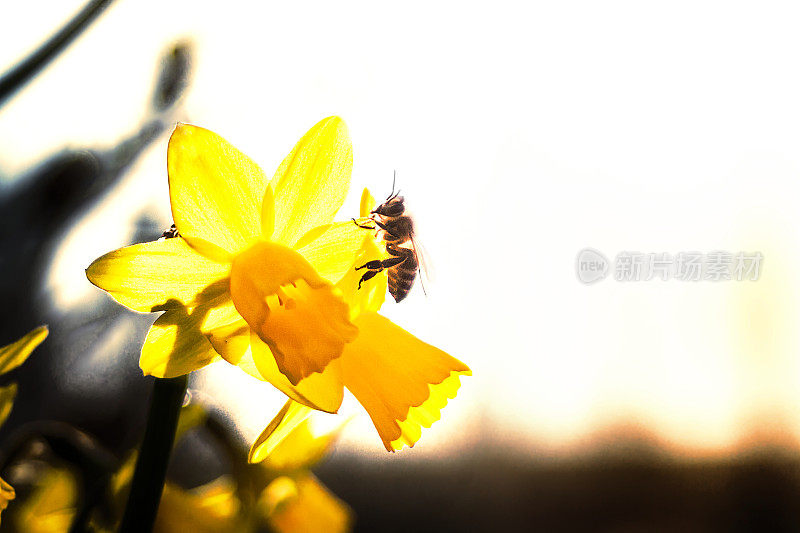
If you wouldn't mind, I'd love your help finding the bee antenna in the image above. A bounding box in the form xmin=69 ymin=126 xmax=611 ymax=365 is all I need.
xmin=387 ymin=170 xmax=400 ymax=201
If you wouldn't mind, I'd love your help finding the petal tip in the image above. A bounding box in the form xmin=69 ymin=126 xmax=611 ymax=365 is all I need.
xmin=321 ymin=115 xmax=345 ymax=127
xmin=85 ymin=259 xmax=100 ymax=284
xmin=32 ymin=325 xmax=49 ymax=344
xmin=171 ymin=121 xmax=196 ymax=137
xmin=316 ymin=116 xmax=349 ymax=139
xmin=168 ymin=123 xmax=206 ymax=156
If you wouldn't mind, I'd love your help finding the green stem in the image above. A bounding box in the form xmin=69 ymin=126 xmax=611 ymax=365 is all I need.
xmin=119 ymin=375 xmax=187 ymax=533
xmin=0 ymin=0 xmax=114 ymax=108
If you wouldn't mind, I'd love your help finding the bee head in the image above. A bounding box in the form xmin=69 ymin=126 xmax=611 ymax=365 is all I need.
xmin=373 ymin=196 xmax=405 ymax=217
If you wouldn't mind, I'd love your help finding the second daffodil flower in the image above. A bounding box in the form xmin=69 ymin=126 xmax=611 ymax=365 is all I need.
xmin=0 ymin=325 xmax=49 ymax=526
xmin=87 ymin=117 xmax=470 ymax=451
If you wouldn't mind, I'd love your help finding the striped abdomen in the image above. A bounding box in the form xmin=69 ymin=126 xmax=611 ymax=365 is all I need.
xmin=387 ymin=246 xmax=418 ymax=302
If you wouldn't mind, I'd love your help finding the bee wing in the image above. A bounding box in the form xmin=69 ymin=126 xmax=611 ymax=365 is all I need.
xmin=409 ymin=232 xmax=433 ymax=296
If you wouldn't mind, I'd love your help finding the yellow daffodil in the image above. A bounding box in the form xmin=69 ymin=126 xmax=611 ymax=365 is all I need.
xmin=9 ymin=467 xmax=78 ymax=533
xmin=100 ymin=405 xmax=251 ymax=533
xmin=0 ymin=325 xmax=48 ymax=526
xmin=154 ymin=477 xmax=249 ymax=533
xmin=106 ymin=401 xmax=349 ymax=532
xmin=86 ymin=117 xmax=470 ymax=451
xmin=249 ymin=399 xmax=346 ymax=468
xmin=251 ymin=399 xmax=353 ymax=533
xmin=262 ymin=474 xmax=351 ymax=533
xmin=0 ymin=478 xmax=14 ymax=527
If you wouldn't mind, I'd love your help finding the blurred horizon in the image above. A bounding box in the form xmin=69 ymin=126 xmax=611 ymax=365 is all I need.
xmin=3 ymin=0 xmax=800 ymax=460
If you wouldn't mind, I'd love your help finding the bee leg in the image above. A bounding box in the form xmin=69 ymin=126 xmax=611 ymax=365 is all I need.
xmin=358 ymin=270 xmax=379 ymax=289
xmin=356 ymin=256 xmax=405 ymax=271
xmin=352 ymin=218 xmax=375 ymax=230
xmin=382 ymin=256 xmax=405 ymax=268
xmin=372 ymin=219 xmax=401 ymax=238
xmin=355 ymin=256 xmax=406 ymax=290
xmin=356 ymin=259 xmax=384 ymax=271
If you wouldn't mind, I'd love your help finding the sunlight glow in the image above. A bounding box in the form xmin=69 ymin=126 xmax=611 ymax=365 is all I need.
xmin=6 ymin=0 xmax=800 ymax=461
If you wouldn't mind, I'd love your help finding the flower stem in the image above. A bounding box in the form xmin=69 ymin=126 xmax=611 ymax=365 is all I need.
xmin=119 ymin=375 xmax=187 ymax=533
xmin=0 ymin=0 xmax=115 ymax=108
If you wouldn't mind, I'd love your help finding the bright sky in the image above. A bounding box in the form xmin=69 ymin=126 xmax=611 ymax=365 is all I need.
xmin=4 ymin=1 xmax=800 ymax=461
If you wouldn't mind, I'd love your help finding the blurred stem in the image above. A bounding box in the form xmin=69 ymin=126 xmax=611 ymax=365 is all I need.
xmin=119 ymin=375 xmax=187 ymax=533
xmin=0 ymin=0 xmax=114 ymax=108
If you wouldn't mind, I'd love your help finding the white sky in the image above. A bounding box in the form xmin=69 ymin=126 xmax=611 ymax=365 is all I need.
xmin=4 ymin=1 xmax=800 ymax=461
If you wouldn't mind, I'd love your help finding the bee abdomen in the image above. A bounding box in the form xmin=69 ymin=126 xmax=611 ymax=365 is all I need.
xmin=388 ymin=266 xmax=417 ymax=303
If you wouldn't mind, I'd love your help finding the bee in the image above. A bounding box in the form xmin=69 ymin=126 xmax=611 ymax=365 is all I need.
xmin=353 ymin=176 xmax=425 ymax=303
xmin=161 ymin=223 xmax=180 ymax=239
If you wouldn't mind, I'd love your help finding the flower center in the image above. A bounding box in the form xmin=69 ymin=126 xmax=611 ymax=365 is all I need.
xmin=229 ymin=241 xmax=358 ymax=385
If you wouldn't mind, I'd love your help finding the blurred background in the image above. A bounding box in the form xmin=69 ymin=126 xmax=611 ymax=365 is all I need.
xmin=3 ymin=1 xmax=800 ymax=530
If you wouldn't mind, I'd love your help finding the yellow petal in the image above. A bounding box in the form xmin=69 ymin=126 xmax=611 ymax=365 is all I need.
xmin=270 ymin=117 xmax=353 ymax=247
xmin=261 ymin=184 xmax=276 ymax=239
xmin=230 ymin=242 xmax=357 ymax=385
xmin=203 ymin=300 xmax=252 ymax=364
xmin=140 ymin=295 xmax=234 ymax=378
xmin=207 ymin=321 xmax=251 ymax=363
xmin=249 ymin=399 xmax=343 ymax=469
xmin=158 ymin=297 xmax=266 ymax=383
xmin=249 ymin=400 xmax=309 ymax=464
xmin=109 ymin=453 xmax=138 ymax=505
xmin=0 ymin=476 xmax=14 ymax=525
xmin=335 ymin=238 xmax=388 ymax=320
xmin=330 ymin=191 xmax=390 ymax=317
xmin=359 ymin=187 xmax=376 ymax=218
xmin=0 ymin=326 xmax=48 ymax=375
xmin=168 ymin=124 xmax=267 ymax=256
xmin=294 ymin=221 xmax=375 ymax=284
xmin=250 ymin=334 xmax=344 ymax=414
xmin=0 ymin=383 xmax=17 ymax=427
xmin=199 ymin=302 xmax=279 ymax=383
xmin=218 ymin=343 xmax=266 ymax=383
xmin=341 ymin=312 xmax=471 ymax=451
xmin=175 ymin=403 xmax=207 ymax=442
xmin=262 ymin=474 xmax=352 ymax=533
xmin=155 ymin=477 xmax=243 ymax=533
xmin=10 ymin=467 xmax=77 ymax=533
xmin=86 ymin=238 xmax=230 ymax=313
